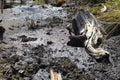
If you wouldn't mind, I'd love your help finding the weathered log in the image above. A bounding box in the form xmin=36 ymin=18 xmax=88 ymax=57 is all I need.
xmin=72 ymin=10 xmax=86 ymax=35
xmin=68 ymin=9 xmax=110 ymax=61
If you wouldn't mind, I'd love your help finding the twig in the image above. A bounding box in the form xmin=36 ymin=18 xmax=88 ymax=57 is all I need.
xmin=100 ymin=21 xmax=120 ymax=25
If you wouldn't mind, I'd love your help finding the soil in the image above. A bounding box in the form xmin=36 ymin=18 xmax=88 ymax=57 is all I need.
xmin=0 ymin=4 xmax=120 ymax=80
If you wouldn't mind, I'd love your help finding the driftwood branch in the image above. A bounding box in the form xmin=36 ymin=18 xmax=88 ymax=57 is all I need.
xmin=50 ymin=68 xmax=62 ymax=80
xmin=68 ymin=9 xmax=110 ymax=61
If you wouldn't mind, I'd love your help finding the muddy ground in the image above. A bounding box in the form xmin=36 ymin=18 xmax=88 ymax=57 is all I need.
xmin=0 ymin=5 xmax=120 ymax=80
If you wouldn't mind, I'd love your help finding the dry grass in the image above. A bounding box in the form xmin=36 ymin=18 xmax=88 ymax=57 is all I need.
xmin=98 ymin=10 xmax=120 ymax=22
xmin=84 ymin=0 xmax=120 ymax=22
xmin=33 ymin=0 xmax=46 ymax=5
xmin=83 ymin=1 xmax=120 ymax=38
